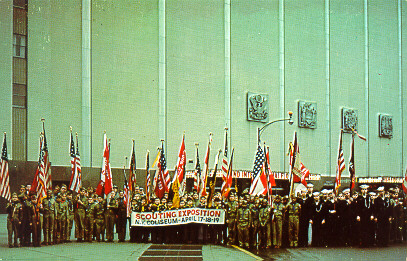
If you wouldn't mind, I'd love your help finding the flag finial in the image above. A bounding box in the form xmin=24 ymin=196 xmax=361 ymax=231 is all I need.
xmin=225 ymin=127 xmax=228 ymax=131
xmin=41 ymin=118 xmax=45 ymax=122
xmin=70 ymin=126 xmax=72 ymax=131
xmin=195 ymin=142 xmax=199 ymax=147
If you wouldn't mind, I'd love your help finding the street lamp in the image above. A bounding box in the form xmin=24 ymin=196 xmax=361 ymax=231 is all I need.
xmin=258 ymin=111 xmax=294 ymax=143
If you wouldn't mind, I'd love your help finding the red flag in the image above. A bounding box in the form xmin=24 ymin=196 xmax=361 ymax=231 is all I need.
xmin=0 ymin=133 xmax=10 ymax=201
xmin=172 ymin=134 xmax=186 ymax=195
xmin=96 ymin=133 xmax=113 ymax=196
xmin=402 ymin=165 xmax=407 ymax=194
xmin=334 ymin=130 xmax=345 ymax=194
xmin=289 ymin=132 xmax=310 ymax=190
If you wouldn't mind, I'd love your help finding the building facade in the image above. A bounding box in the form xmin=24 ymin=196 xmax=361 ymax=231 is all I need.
xmin=1 ymin=0 xmax=406 ymax=191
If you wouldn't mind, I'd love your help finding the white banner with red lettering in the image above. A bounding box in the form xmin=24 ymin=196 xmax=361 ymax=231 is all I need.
xmin=131 ymin=208 xmax=225 ymax=226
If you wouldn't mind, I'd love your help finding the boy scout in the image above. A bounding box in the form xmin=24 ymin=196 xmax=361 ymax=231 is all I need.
xmin=237 ymin=200 xmax=251 ymax=248
xmin=42 ymin=189 xmax=56 ymax=245
xmin=6 ymin=193 xmax=22 ymax=248
xmin=84 ymin=197 xmax=95 ymax=242
xmin=287 ymin=194 xmax=301 ymax=247
xmin=272 ymin=195 xmax=284 ymax=248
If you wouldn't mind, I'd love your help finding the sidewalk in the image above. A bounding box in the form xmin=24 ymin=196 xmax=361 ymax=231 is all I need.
xmin=0 ymin=214 xmax=259 ymax=261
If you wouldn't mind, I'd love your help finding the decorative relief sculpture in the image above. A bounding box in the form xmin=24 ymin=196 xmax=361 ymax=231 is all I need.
xmin=342 ymin=108 xmax=358 ymax=133
xmin=298 ymin=101 xmax=317 ymax=129
xmin=379 ymin=114 xmax=393 ymax=138
xmin=247 ymin=92 xmax=268 ymax=123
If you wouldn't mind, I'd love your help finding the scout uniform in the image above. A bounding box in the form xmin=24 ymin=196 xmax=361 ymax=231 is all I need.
xmin=84 ymin=197 xmax=95 ymax=242
xmin=287 ymin=196 xmax=301 ymax=247
xmin=259 ymin=199 xmax=272 ymax=248
xmin=250 ymin=200 xmax=260 ymax=248
xmin=116 ymin=192 xmax=128 ymax=242
xmin=42 ymin=190 xmax=56 ymax=245
xmin=56 ymin=194 xmax=68 ymax=243
xmin=66 ymin=193 xmax=74 ymax=242
xmin=74 ymin=189 xmax=88 ymax=241
xmin=272 ymin=196 xmax=284 ymax=248
xmin=105 ymin=192 xmax=118 ymax=242
xmin=226 ymin=194 xmax=238 ymax=245
xmin=237 ymin=200 xmax=251 ymax=248
xmin=94 ymin=196 xmax=106 ymax=242
xmin=30 ymin=195 xmax=42 ymax=247
xmin=6 ymin=193 xmax=22 ymax=248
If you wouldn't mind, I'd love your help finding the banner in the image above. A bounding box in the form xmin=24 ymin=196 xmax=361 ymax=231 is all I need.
xmin=131 ymin=208 xmax=225 ymax=227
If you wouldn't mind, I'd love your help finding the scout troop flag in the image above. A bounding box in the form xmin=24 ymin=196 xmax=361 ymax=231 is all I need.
xmin=402 ymin=165 xmax=407 ymax=194
xmin=222 ymin=147 xmax=234 ymax=198
xmin=145 ymin=150 xmax=151 ymax=202
xmin=172 ymin=134 xmax=186 ymax=196
xmin=96 ymin=132 xmax=113 ymax=196
xmin=199 ymin=133 xmax=212 ymax=198
xmin=193 ymin=144 xmax=201 ymax=192
xmin=207 ymin=149 xmax=221 ymax=208
xmin=249 ymin=144 xmax=267 ymax=196
xmin=128 ymin=140 xmax=136 ymax=193
xmin=0 ymin=133 xmax=10 ymax=201
xmin=220 ymin=128 xmax=229 ymax=197
xmin=289 ymin=132 xmax=310 ymax=195
xmin=334 ymin=130 xmax=345 ymax=194
xmin=152 ymin=148 xmax=161 ymax=196
xmin=349 ymin=128 xmax=367 ymax=192
xmin=69 ymin=130 xmax=82 ymax=193
xmin=349 ymin=134 xmax=355 ymax=190
xmin=265 ymin=146 xmax=276 ymax=205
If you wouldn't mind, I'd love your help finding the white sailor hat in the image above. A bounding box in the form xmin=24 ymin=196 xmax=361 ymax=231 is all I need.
xmin=307 ymin=183 xmax=314 ymax=188
xmin=377 ymin=186 xmax=384 ymax=192
xmin=342 ymin=188 xmax=350 ymax=194
xmin=369 ymin=192 xmax=376 ymax=196
xmin=321 ymin=189 xmax=328 ymax=194
xmin=327 ymin=189 xmax=334 ymax=194
xmin=313 ymin=192 xmax=320 ymax=196
xmin=360 ymin=184 xmax=369 ymax=189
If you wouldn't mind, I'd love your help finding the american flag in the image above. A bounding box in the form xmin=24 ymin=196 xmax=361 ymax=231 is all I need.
xmin=41 ymin=124 xmax=52 ymax=190
xmin=145 ymin=150 xmax=150 ymax=203
xmin=222 ymin=147 xmax=234 ymax=198
xmin=30 ymin=135 xmax=46 ymax=201
xmin=159 ymin=142 xmax=170 ymax=192
xmin=193 ymin=146 xmax=201 ymax=192
xmin=335 ymin=130 xmax=345 ymax=194
xmin=69 ymin=132 xmax=82 ymax=193
xmin=129 ymin=140 xmax=136 ymax=193
xmin=349 ymin=134 xmax=355 ymax=191
xmin=249 ymin=144 xmax=267 ymax=196
xmin=123 ymin=169 xmax=131 ymax=217
xmin=221 ymin=129 xmax=229 ymax=197
xmin=0 ymin=133 xmax=10 ymax=201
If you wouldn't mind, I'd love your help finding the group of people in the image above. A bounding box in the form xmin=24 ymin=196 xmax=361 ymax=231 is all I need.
xmin=5 ymin=182 xmax=407 ymax=249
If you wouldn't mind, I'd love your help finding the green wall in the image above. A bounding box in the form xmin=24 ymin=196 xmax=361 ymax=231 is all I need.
xmin=0 ymin=0 xmax=406 ymax=179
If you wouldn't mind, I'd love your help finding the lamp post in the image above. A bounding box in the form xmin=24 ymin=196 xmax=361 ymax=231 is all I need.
xmin=257 ymin=111 xmax=294 ymax=143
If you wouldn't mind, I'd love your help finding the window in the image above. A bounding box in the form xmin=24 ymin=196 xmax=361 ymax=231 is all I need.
xmin=13 ymin=84 xmax=27 ymax=108
xmin=13 ymin=34 xmax=26 ymax=58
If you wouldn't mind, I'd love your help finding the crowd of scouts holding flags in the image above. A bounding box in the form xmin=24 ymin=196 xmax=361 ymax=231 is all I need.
xmin=2 ymin=124 xmax=407 ymax=249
